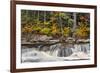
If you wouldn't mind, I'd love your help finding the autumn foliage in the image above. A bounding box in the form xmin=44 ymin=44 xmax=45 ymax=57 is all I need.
xmin=21 ymin=10 xmax=90 ymax=41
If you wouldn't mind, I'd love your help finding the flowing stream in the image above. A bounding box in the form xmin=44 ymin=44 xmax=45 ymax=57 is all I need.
xmin=21 ymin=42 xmax=90 ymax=62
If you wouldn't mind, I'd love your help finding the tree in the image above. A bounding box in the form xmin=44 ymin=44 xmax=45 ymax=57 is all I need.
xmin=22 ymin=24 xmax=33 ymax=41
xmin=63 ymin=27 xmax=71 ymax=37
xmin=74 ymin=23 xmax=90 ymax=39
xmin=21 ymin=10 xmax=90 ymax=42
xmin=40 ymin=28 xmax=51 ymax=36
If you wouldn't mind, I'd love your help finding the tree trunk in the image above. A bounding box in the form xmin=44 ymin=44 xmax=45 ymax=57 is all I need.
xmin=44 ymin=11 xmax=46 ymax=25
xmin=37 ymin=11 xmax=40 ymax=25
xmin=73 ymin=12 xmax=77 ymax=30
xmin=59 ymin=13 xmax=64 ymax=42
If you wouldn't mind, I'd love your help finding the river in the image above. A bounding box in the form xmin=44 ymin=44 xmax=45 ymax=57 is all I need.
xmin=21 ymin=42 xmax=90 ymax=63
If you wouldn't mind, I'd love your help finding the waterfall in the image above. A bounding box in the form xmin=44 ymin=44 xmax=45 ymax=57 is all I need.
xmin=57 ymin=48 xmax=73 ymax=57
xmin=35 ymin=43 xmax=90 ymax=57
xmin=21 ymin=43 xmax=90 ymax=62
xmin=74 ymin=43 xmax=90 ymax=54
xmin=36 ymin=43 xmax=74 ymax=57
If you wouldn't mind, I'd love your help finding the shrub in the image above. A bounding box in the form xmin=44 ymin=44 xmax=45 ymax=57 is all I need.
xmin=74 ymin=24 xmax=90 ymax=39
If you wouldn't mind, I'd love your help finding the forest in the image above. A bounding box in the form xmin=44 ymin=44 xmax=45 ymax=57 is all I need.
xmin=21 ymin=10 xmax=90 ymax=62
xmin=21 ymin=10 xmax=90 ymax=44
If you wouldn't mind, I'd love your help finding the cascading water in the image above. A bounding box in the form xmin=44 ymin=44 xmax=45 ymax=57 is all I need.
xmin=36 ymin=43 xmax=89 ymax=57
xmin=74 ymin=43 xmax=90 ymax=54
xmin=21 ymin=42 xmax=90 ymax=62
xmin=36 ymin=43 xmax=73 ymax=57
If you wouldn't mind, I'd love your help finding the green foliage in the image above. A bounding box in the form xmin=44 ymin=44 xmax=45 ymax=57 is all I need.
xmin=43 ymin=21 xmax=51 ymax=28
xmin=62 ymin=27 xmax=71 ymax=37
xmin=32 ymin=26 xmax=42 ymax=32
xmin=21 ymin=10 xmax=90 ymax=40
xmin=40 ymin=28 xmax=51 ymax=35
xmin=51 ymin=24 xmax=60 ymax=36
xmin=67 ymin=19 xmax=74 ymax=27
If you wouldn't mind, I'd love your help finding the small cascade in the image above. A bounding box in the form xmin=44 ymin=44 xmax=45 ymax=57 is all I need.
xmin=57 ymin=48 xmax=73 ymax=57
xmin=35 ymin=43 xmax=90 ymax=57
xmin=37 ymin=43 xmax=74 ymax=57
xmin=21 ymin=42 xmax=90 ymax=62
xmin=74 ymin=44 xmax=90 ymax=54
